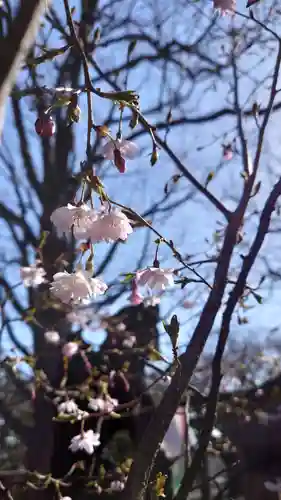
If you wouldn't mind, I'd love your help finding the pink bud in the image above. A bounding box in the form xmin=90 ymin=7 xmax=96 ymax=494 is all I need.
xmin=114 ymin=148 xmax=126 ymax=173
xmin=222 ymin=144 xmax=233 ymax=161
xmin=62 ymin=342 xmax=79 ymax=358
xmin=35 ymin=115 xmax=56 ymax=137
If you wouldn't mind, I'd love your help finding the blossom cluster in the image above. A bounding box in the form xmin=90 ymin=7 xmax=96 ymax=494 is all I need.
xmin=50 ymin=204 xmax=133 ymax=242
xmin=18 ymin=128 xmax=178 ymax=478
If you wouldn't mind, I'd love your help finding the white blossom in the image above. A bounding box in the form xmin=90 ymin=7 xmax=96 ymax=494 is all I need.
xmin=67 ymin=307 xmax=98 ymax=329
xmin=88 ymin=396 xmax=118 ymax=413
xmin=122 ymin=335 xmax=136 ymax=348
xmin=69 ymin=429 xmax=100 ymax=454
xmin=50 ymin=203 xmax=98 ymax=239
xmin=57 ymin=399 xmax=89 ymax=420
xmin=115 ymin=322 xmax=126 ymax=332
xmin=136 ymin=267 xmax=174 ymax=291
xmin=20 ymin=263 xmax=46 ymax=288
xmin=58 ymin=399 xmax=79 ymax=415
xmin=101 ymin=138 xmax=139 ymax=160
xmin=44 ymin=330 xmax=60 ymax=345
xmin=50 ymin=270 xmax=107 ymax=304
xmin=211 ymin=428 xmax=222 ymax=439
xmin=88 ymin=207 xmax=133 ymax=243
xmin=110 ymin=480 xmax=126 ymax=492
xmin=62 ymin=342 xmax=79 ymax=358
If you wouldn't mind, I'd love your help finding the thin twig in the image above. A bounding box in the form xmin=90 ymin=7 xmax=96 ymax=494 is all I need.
xmin=108 ymin=197 xmax=212 ymax=289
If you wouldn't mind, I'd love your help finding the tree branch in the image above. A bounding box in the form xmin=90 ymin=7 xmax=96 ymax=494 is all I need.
xmin=0 ymin=0 xmax=52 ymax=137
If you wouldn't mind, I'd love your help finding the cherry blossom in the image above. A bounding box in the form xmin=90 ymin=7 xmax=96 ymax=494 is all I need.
xmin=101 ymin=138 xmax=139 ymax=161
xmin=57 ymin=398 xmax=89 ymax=421
xmin=110 ymin=480 xmax=126 ymax=492
xmin=213 ymin=0 xmax=235 ymax=14
xmin=50 ymin=270 xmax=107 ymax=304
xmin=69 ymin=429 xmax=101 ymax=455
xmin=20 ymin=263 xmax=47 ymax=288
xmin=115 ymin=322 xmax=126 ymax=332
xmin=67 ymin=307 xmax=98 ymax=329
xmin=122 ymin=335 xmax=136 ymax=348
xmin=211 ymin=428 xmax=222 ymax=439
xmin=62 ymin=342 xmax=79 ymax=358
xmin=44 ymin=330 xmax=60 ymax=345
xmin=50 ymin=203 xmax=97 ymax=239
xmin=88 ymin=207 xmax=133 ymax=243
xmin=136 ymin=267 xmax=174 ymax=291
xmin=58 ymin=400 xmax=79 ymax=415
xmin=88 ymin=396 xmax=118 ymax=413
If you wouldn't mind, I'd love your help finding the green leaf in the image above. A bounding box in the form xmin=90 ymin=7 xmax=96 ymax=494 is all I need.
xmin=205 ymin=171 xmax=214 ymax=187
xmin=119 ymin=272 xmax=135 ymax=284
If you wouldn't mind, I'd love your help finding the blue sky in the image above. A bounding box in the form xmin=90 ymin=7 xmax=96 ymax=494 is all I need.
xmin=1 ymin=0 xmax=281 ymax=375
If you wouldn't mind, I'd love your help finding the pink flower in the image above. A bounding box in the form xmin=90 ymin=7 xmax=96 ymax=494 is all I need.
xmin=58 ymin=399 xmax=79 ymax=415
xmin=213 ymin=0 xmax=236 ymax=14
xmin=50 ymin=203 xmax=97 ymax=239
xmin=50 ymin=270 xmax=107 ymax=304
xmin=44 ymin=330 xmax=60 ymax=345
xmin=88 ymin=396 xmax=118 ymax=414
xmin=67 ymin=307 xmax=98 ymax=329
xmin=136 ymin=267 xmax=174 ymax=291
xmin=88 ymin=207 xmax=133 ymax=243
xmin=20 ymin=263 xmax=46 ymax=288
xmin=62 ymin=342 xmax=79 ymax=358
xmin=101 ymin=138 xmax=139 ymax=161
xmin=128 ymin=279 xmax=143 ymax=305
xmin=69 ymin=429 xmax=100 ymax=455
xmin=122 ymin=335 xmax=136 ymax=348
xmin=110 ymin=481 xmax=126 ymax=492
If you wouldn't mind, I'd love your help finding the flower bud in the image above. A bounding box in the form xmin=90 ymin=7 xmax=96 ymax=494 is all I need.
xmin=68 ymin=104 xmax=81 ymax=124
xmin=35 ymin=115 xmax=56 ymax=137
xmin=150 ymin=148 xmax=159 ymax=166
xmin=95 ymin=125 xmax=109 ymax=137
xmin=129 ymin=110 xmax=139 ymax=129
xmin=62 ymin=342 xmax=79 ymax=358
